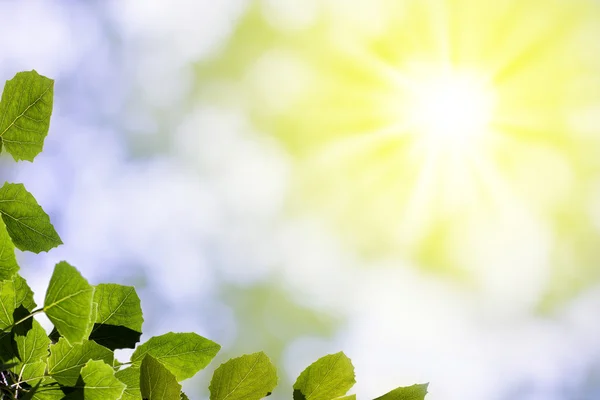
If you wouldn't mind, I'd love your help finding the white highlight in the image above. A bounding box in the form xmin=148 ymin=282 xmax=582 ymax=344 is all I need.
xmin=409 ymin=70 xmax=495 ymax=150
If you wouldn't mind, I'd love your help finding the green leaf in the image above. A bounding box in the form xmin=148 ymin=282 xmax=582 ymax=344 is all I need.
xmin=293 ymin=352 xmax=355 ymax=400
xmin=29 ymin=377 xmax=64 ymax=400
xmin=131 ymin=332 xmax=220 ymax=381
xmin=71 ymin=359 xmax=126 ymax=400
xmin=14 ymin=274 xmax=36 ymax=312
xmin=47 ymin=337 xmax=113 ymax=386
xmin=14 ymin=360 xmax=46 ymax=386
xmin=12 ymin=319 xmax=50 ymax=378
xmin=89 ymin=283 xmax=143 ymax=350
xmin=140 ymin=355 xmax=182 ymax=400
xmin=0 ymin=328 xmax=19 ymax=366
xmin=0 ymin=218 xmax=19 ymax=279
xmin=373 ymin=384 xmax=429 ymax=400
xmin=115 ymin=366 xmax=141 ymax=400
xmin=180 ymin=392 xmax=190 ymax=400
xmin=335 ymin=396 xmax=356 ymax=400
xmin=209 ymin=351 xmax=278 ymax=400
xmin=93 ymin=284 xmax=143 ymax=331
xmin=0 ymin=274 xmax=35 ymax=329
xmin=43 ymin=261 xmax=94 ymax=343
xmin=0 ymin=278 xmax=18 ymax=329
xmin=0 ymin=70 xmax=53 ymax=161
xmin=0 ymin=183 xmax=62 ymax=253
xmin=14 ymin=318 xmax=50 ymax=363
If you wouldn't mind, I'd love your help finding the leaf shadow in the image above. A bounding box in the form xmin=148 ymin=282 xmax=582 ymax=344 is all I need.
xmin=293 ymin=389 xmax=307 ymax=400
xmin=88 ymin=324 xmax=141 ymax=350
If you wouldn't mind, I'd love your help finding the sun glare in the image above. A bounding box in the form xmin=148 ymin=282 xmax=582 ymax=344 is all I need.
xmin=408 ymin=70 xmax=495 ymax=152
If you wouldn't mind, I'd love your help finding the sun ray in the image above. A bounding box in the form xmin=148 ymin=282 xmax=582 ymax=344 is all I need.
xmin=397 ymin=152 xmax=449 ymax=245
xmin=203 ymin=0 xmax=600 ymax=297
xmin=329 ymin=39 xmax=418 ymax=92
xmin=491 ymin=9 xmax=586 ymax=84
xmin=308 ymin=122 xmax=412 ymax=166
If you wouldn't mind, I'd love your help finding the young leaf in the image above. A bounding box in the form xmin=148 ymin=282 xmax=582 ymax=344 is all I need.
xmin=0 ymin=328 xmax=19 ymax=366
xmin=0 ymin=70 xmax=53 ymax=161
xmin=28 ymin=377 xmax=64 ymax=400
xmin=11 ymin=319 xmax=51 ymax=378
xmin=0 ymin=274 xmax=35 ymax=329
xmin=43 ymin=261 xmax=94 ymax=343
xmin=69 ymin=359 xmax=126 ymax=400
xmin=93 ymin=284 xmax=143 ymax=330
xmin=131 ymin=332 xmax=220 ymax=381
xmin=47 ymin=337 xmax=113 ymax=386
xmin=140 ymin=355 xmax=182 ymax=400
xmin=293 ymin=352 xmax=355 ymax=400
xmin=0 ymin=183 xmax=62 ymax=253
xmin=115 ymin=366 xmax=141 ymax=400
xmin=89 ymin=283 xmax=143 ymax=350
xmin=14 ymin=273 xmax=36 ymax=312
xmin=0 ymin=218 xmax=19 ymax=279
xmin=13 ymin=360 xmax=46 ymax=386
xmin=13 ymin=318 xmax=49 ymax=362
xmin=0 ymin=278 xmax=18 ymax=329
xmin=373 ymin=383 xmax=429 ymax=400
xmin=209 ymin=351 xmax=278 ymax=400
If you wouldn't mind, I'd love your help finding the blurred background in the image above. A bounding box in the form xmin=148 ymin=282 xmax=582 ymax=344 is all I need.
xmin=2 ymin=0 xmax=600 ymax=399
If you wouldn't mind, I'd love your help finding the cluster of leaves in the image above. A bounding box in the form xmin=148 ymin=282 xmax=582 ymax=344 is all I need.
xmin=0 ymin=70 xmax=429 ymax=399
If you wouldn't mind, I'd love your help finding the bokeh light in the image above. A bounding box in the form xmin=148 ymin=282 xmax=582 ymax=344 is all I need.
xmin=197 ymin=0 xmax=600 ymax=306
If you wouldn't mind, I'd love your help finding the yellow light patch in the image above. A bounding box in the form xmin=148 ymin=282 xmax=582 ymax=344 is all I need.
xmin=199 ymin=0 xmax=600 ymax=304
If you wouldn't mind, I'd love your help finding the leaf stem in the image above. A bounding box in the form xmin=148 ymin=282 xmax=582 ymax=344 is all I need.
xmin=10 ymin=308 xmax=43 ymax=329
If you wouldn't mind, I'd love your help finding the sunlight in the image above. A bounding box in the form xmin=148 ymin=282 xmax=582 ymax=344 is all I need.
xmin=408 ymin=69 xmax=495 ymax=152
xmin=231 ymin=0 xmax=600 ymax=298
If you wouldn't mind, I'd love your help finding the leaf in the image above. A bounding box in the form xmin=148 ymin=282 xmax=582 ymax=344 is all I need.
xmin=140 ymin=355 xmax=182 ymax=400
xmin=335 ymin=396 xmax=356 ymax=400
xmin=131 ymin=332 xmax=220 ymax=381
xmin=14 ymin=360 xmax=46 ymax=386
xmin=373 ymin=384 xmax=429 ymax=400
xmin=71 ymin=359 xmax=126 ymax=400
xmin=0 ymin=183 xmax=62 ymax=253
xmin=13 ymin=318 xmax=50 ymax=363
xmin=0 ymin=70 xmax=53 ymax=161
xmin=0 ymin=218 xmax=19 ymax=279
xmin=209 ymin=351 xmax=278 ymax=400
xmin=28 ymin=377 xmax=64 ymax=400
xmin=47 ymin=337 xmax=113 ymax=386
xmin=0 ymin=328 xmax=19 ymax=365
xmin=43 ymin=261 xmax=94 ymax=344
xmin=93 ymin=284 xmax=143 ymax=331
xmin=0 ymin=274 xmax=35 ymax=329
xmin=14 ymin=273 xmax=36 ymax=312
xmin=115 ymin=366 xmax=141 ymax=400
xmin=293 ymin=352 xmax=355 ymax=400
xmin=0 ymin=278 xmax=18 ymax=329
xmin=89 ymin=283 xmax=143 ymax=350
xmin=180 ymin=392 xmax=190 ymax=400
xmin=12 ymin=319 xmax=51 ymax=379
